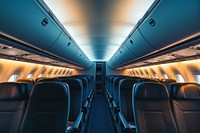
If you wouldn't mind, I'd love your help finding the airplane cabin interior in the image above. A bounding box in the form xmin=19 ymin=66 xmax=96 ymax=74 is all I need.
xmin=0 ymin=0 xmax=200 ymax=133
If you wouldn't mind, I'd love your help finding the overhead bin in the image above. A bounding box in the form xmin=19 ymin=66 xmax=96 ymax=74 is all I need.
xmin=126 ymin=29 xmax=155 ymax=58
xmin=84 ymin=58 xmax=93 ymax=68
xmin=107 ymin=53 xmax=119 ymax=68
xmin=47 ymin=32 xmax=78 ymax=61
xmin=139 ymin=0 xmax=200 ymax=49
xmin=0 ymin=1 xmax=92 ymax=69
xmin=107 ymin=58 xmax=114 ymax=68
xmin=108 ymin=29 xmax=156 ymax=68
xmin=112 ymin=44 xmax=137 ymax=67
xmin=0 ymin=0 xmax=61 ymax=49
xmin=72 ymin=50 xmax=92 ymax=68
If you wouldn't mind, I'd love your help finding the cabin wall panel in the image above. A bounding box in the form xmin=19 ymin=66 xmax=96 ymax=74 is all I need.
xmin=128 ymin=59 xmax=200 ymax=83
xmin=73 ymin=62 xmax=96 ymax=77
xmin=0 ymin=59 xmax=72 ymax=82
xmin=106 ymin=63 xmax=128 ymax=76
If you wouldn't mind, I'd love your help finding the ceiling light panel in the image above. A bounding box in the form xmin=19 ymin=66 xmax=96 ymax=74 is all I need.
xmin=43 ymin=0 xmax=154 ymax=61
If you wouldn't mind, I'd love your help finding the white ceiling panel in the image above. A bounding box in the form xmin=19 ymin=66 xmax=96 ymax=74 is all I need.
xmin=43 ymin=0 xmax=155 ymax=61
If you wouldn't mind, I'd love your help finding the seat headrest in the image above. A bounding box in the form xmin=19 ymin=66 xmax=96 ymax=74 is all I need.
xmin=120 ymin=79 xmax=138 ymax=91
xmin=61 ymin=78 xmax=82 ymax=90
xmin=133 ymin=82 xmax=169 ymax=100
xmin=0 ymin=82 xmax=27 ymax=100
xmin=139 ymin=78 xmax=160 ymax=82
xmin=36 ymin=78 xmax=59 ymax=82
xmin=30 ymin=82 xmax=69 ymax=100
xmin=171 ymin=83 xmax=200 ymax=100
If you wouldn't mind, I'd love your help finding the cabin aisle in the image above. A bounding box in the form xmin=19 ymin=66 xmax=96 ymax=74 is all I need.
xmin=88 ymin=94 xmax=115 ymax=133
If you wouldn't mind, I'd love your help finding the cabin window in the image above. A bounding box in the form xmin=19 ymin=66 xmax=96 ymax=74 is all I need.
xmin=38 ymin=74 xmax=43 ymax=78
xmin=68 ymin=71 xmax=72 ymax=75
xmin=27 ymin=74 xmax=33 ymax=78
xmin=194 ymin=75 xmax=200 ymax=84
xmin=147 ymin=74 xmax=151 ymax=78
xmin=175 ymin=74 xmax=185 ymax=82
xmin=163 ymin=74 xmax=168 ymax=79
xmin=8 ymin=75 xmax=19 ymax=82
xmin=129 ymin=70 xmax=133 ymax=75
xmin=154 ymin=74 xmax=158 ymax=79
xmin=131 ymin=71 xmax=135 ymax=76
xmin=141 ymin=73 xmax=144 ymax=77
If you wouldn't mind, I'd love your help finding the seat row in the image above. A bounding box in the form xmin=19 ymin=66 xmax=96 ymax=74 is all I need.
xmin=105 ymin=75 xmax=200 ymax=133
xmin=0 ymin=75 xmax=94 ymax=133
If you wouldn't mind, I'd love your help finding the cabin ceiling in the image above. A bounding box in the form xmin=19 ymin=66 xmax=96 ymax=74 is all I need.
xmin=43 ymin=0 xmax=154 ymax=61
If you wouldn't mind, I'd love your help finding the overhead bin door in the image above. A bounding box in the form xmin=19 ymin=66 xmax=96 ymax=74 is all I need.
xmin=83 ymin=57 xmax=92 ymax=68
xmin=139 ymin=0 xmax=200 ymax=49
xmin=126 ymin=29 xmax=155 ymax=58
xmin=108 ymin=53 xmax=120 ymax=68
xmin=0 ymin=0 xmax=61 ymax=49
xmin=47 ymin=32 xmax=78 ymax=61
xmin=112 ymin=44 xmax=137 ymax=67
xmin=107 ymin=58 xmax=114 ymax=68
xmin=72 ymin=50 xmax=86 ymax=67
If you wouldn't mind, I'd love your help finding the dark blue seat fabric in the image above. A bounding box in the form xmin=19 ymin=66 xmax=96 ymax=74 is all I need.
xmin=170 ymin=83 xmax=200 ymax=133
xmin=71 ymin=76 xmax=88 ymax=105
xmin=113 ymin=77 xmax=127 ymax=104
xmin=0 ymin=82 xmax=28 ymax=133
xmin=132 ymin=82 xmax=178 ymax=133
xmin=139 ymin=78 xmax=160 ymax=82
xmin=20 ymin=82 xmax=70 ymax=133
xmin=109 ymin=76 xmax=116 ymax=94
xmin=119 ymin=79 xmax=138 ymax=124
xmin=60 ymin=78 xmax=83 ymax=123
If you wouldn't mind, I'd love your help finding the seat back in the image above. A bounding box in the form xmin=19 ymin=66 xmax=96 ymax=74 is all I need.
xmin=109 ymin=76 xmax=116 ymax=95
xmin=20 ymin=82 xmax=70 ymax=133
xmin=133 ymin=82 xmax=178 ymax=133
xmin=73 ymin=77 xmax=88 ymax=105
xmin=17 ymin=82 xmax=33 ymax=97
xmin=119 ymin=79 xmax=138 ymax=123
xmin=61 ymin=78 xmax=83 ymax=122
xmin=113 ymin=77 xmax=126 ymax=102
xmin=171 ymin=83 xmax=200 ymax=133
xmin=0 ymin=82 xmax=28 ymax=133
xmin=139 ymin=78 xmax=160 ymax=82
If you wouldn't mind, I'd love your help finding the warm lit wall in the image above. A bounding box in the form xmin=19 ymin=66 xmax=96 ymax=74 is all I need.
xmin=106 ymin=63 xmax=129 ymax=76
xmin=0 ymin=59 xmax=74 ymax=82
xmin=73 ymin=62 xmax=96 ymax=77
xmin=127 ymin=59 xmax=200 ymax=83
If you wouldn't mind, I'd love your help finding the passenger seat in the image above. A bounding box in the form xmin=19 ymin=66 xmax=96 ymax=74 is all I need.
xmin=0 ymin=82 xmax=28 ymax=133
xmin=132 ymin=82 xmax=178 ymax=133
xmin=171 ymin=83 xmax=200 ymax=133
xmin=20 ymin=82 xmax=70 ymax=133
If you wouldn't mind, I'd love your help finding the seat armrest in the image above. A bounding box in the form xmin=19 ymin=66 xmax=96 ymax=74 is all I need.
xmin=67 ymin=112 xmax=83 ymax=133
xmin=118 ymin=112 xmax=129 ymax=129
xmin=112 ymin=101 xmax=120 ymax=114
xmin=108 ymin=93 xmax=113 ymax=102
xmin=118 ymin=112 xmax=136 ymax=131
xmin=82 ymin=101 xmax=89 ymax=114
xmin=87 ymin=90 xmax=93 ymax=101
